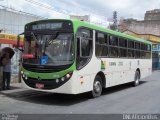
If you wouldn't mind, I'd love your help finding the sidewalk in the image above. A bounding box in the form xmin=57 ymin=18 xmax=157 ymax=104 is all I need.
xmin=0 ymin=83 xmax=23 ymax=90
xmin=0 ymin=83 xmax=26 ymax=96
xmin=0 ymin=83 xmax=47 ymax=98
xmin=1 ymin=83 xmax=27 ymax=97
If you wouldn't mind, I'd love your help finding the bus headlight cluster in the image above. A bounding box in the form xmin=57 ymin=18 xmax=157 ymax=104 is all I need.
xmin=25 ymin=76 xmax=28 ymax=80
xmin=22 ymin=74 xmax=25 ymax=78
xmin=61 ymin=77 xmax=65 ymax=81
xmin=56 ymin=79 xmax=59 ymax=83
xmin=66 ymin=74 xmax=70 ymax=78
xmin=21 ymin=71 xmax=28 ymax=80
xmin=55 ymin=72 xmax=73 ymax=84
xmin=21 ymin=71 xmax=24 ymax=74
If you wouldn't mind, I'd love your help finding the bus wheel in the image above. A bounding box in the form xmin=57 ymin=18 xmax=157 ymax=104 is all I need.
xmin=133 ymin=71 xmax=140 ymax=87
xmin=91 ymin=76 xmax=102 ymax=98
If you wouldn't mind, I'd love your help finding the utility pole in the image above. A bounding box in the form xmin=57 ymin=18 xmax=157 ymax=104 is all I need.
xmin=113 ymin=11 xmax=118 ymax=31
xmin=109 ymin=11 xmax=118 ymax=31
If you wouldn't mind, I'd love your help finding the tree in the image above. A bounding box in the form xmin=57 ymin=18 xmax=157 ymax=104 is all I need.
xmin=110 ymin=11 xmax=118 ymax=31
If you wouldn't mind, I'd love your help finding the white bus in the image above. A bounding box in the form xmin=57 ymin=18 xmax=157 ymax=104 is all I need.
xmin=18 ymin=19 xmax=152 ymax=97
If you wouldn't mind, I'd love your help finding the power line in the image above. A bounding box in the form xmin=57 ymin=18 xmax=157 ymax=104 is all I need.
xmin=24 ymin=0 xmax=108 ymax=20
xmin=24 ymin=0 xmax=68 ymax=16
xmin=53 ymin=0 xmax=108 ymax=18
xmin=1 ymin=0 xmax=109 ymax=26
xmin=0 ymin=5 xmax=45 ymax=19
xmin=25 ymin=0 xmax=53 ymax=10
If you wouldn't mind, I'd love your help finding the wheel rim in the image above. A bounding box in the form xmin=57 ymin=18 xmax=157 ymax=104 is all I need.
xmin=135 ymin=78 xmax=139 ymax=85
xmin=93 ymin=81 xmax=101 ymax=93
xmin=135 ymin=73 xmax=140 ymax=85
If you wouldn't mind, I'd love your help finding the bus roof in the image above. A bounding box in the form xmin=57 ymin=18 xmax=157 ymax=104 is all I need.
xmin=71 ymin=19 xmax=152 ymax=45
xmin=26 ymin=19 xmax=152 ymax=45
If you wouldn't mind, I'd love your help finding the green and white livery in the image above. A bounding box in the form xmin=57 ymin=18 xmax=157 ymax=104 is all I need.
xmin=18 ymin=19 xmax=152 ymax=97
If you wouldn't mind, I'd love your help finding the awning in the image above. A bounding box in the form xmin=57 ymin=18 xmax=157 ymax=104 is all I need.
xmin=0 ymin=33 xmax=23 ymax=46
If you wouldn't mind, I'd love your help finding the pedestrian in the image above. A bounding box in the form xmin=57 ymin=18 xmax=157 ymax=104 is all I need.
xmin=0 ymin=49 xmax=3 ymax=90
xmin=2 ymin=52 xmax=11 ymax=90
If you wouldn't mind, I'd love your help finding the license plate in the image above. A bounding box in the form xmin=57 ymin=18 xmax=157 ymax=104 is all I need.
xmin=35 ymin=83 xmax=44 ymax=89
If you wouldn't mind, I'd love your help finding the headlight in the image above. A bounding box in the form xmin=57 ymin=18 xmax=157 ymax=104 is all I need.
xmin=66 ymin=74 xmax=70 ymax=79
xmin=56 ymin=79 xmax=59 ymax=83
xmin=61 ymin=77 xmax=65 ymax=81
xmin=22 ymin=74 xmax=25 ymax=78
xmin=21 ymin=71 xmax=24 ymax=74
xmin=25 ymin=76 xmax=28 ymax=80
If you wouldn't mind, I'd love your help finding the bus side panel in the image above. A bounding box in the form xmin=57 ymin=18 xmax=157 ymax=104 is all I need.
xmin=139 ymin=59 xmax=152 ymax=79
xmin=101 ymin=58 xmax=152 ymax=88
xmin=75 ymin=57 xmax=101 ymax=94
xmin=21 ymin=58 xmax=152 ymax=94
xmin=101 ymin=58 xmax=132 ymax=87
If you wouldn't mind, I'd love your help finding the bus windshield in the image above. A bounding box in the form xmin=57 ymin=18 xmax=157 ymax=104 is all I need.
xmin=23 ymin=32 xmax=74 ymax=66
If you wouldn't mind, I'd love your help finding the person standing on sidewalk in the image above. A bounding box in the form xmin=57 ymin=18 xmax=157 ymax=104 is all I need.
xmin=0 ymin=49 xmax=3 ymax=90
xmin=2 ymin=52 xmax=11 ymax=90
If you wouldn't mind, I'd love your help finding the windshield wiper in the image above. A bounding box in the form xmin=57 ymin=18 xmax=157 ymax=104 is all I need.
xmin=46 ymin=32 xmax=60 ymax=45
xmin=31 ymin=32 xmax=38 ymax=43
xmin=51 ymin=31 xmax=59 ymax=40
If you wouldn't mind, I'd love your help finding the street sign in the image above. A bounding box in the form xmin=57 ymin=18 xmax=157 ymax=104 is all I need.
xmin=40 ymin=55 xmax=48 ymax=65
xmin=152 ymin=44 xmax=160 ymax=51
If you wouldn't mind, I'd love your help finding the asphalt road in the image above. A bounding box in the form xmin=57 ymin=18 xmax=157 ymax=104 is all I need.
xmin=0 ymin=71 xmax=160 ymax=114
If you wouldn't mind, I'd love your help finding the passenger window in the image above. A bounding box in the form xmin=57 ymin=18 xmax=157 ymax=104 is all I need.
xmin=128 ymin=40 xmax=134 ymax=49
xmin=109 ymin=35 xmax=118 ymax=46
xmin=109 ymin=47 xmax=118 ymax=57
xmin=128 ymin=50 xmax=135 ymax=58
xmin=135 ymin=50 xmax=140 ymax=58
xmin=135 ymin=42 xmax=140 ymax=49
xmin=97 ymin=33 xmax=106 ymax=44
xmin=96 ymin=32 xmax=108 ymax=57
xmin=119 ymin=38 xmax=127 ymax=48
xmin=81 ymin=38 xmax=92 ymax=57
xmin=147 ymin=44 xmax=151 ymax=51
xmin=119 ymin=48 xmax=127 ymax=57
xmin=76 ymin=28 xmax=93 ymax=38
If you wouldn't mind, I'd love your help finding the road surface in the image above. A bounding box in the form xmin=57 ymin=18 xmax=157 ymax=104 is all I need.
xmin=0 ymin=71 xmax=160 ymax=114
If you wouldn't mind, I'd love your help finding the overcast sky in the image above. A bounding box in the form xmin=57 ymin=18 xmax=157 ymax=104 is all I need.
xmin=1 ymin=0 xmax=160 ymax=25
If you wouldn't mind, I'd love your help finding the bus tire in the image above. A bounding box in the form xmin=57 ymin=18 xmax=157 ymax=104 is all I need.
xmin=133 ymin=71 xmax=140 ymax=87
xmin=91 ymin=75 xmax=102 ymax=98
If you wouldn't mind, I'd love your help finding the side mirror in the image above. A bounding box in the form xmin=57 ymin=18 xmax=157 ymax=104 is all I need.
xmin=78 ymin=37 xmax=82 ymax=57
xmin=17 ymin=32 xmax=24 ymax=52
xmin=77 ymin=37 xmax=83 ymax=57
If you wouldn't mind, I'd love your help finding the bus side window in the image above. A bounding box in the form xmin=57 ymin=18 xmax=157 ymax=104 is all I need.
xmin=96 ymin=32 xmax=108 ymax=57
xmin=109 ymin=35 xmax=118 ymax=46
xmin=76 ymin=28 xmax=93 ymax=70
xmin=128 ymin=40 xmax=135 ymax=58
xmin=119 ymin=38 xmax=127 ymax=58
xmin=81 ymin=38 xmax=92 ymax=57
xmin=108 ymin=35 xmax=118 ymax=57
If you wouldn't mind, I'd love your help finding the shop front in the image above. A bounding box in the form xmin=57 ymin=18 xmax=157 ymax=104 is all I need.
xmin=0 ymin=34 xmax=23 ymax=88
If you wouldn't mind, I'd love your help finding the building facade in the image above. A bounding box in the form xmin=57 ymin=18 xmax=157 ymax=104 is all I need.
xmin=145 ymin=9 xmax=160 ymax=21
xmin=0 ymin=8 xmax=42 ymax=34
xmin=0 ymin=8 xmax=42 ymax=83
xmin=70 ymin=15 xmax=90 ymax=22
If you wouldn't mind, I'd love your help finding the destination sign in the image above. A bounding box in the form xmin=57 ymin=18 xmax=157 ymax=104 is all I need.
xmin=32 ymin=23 xmax=63 ymax=30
